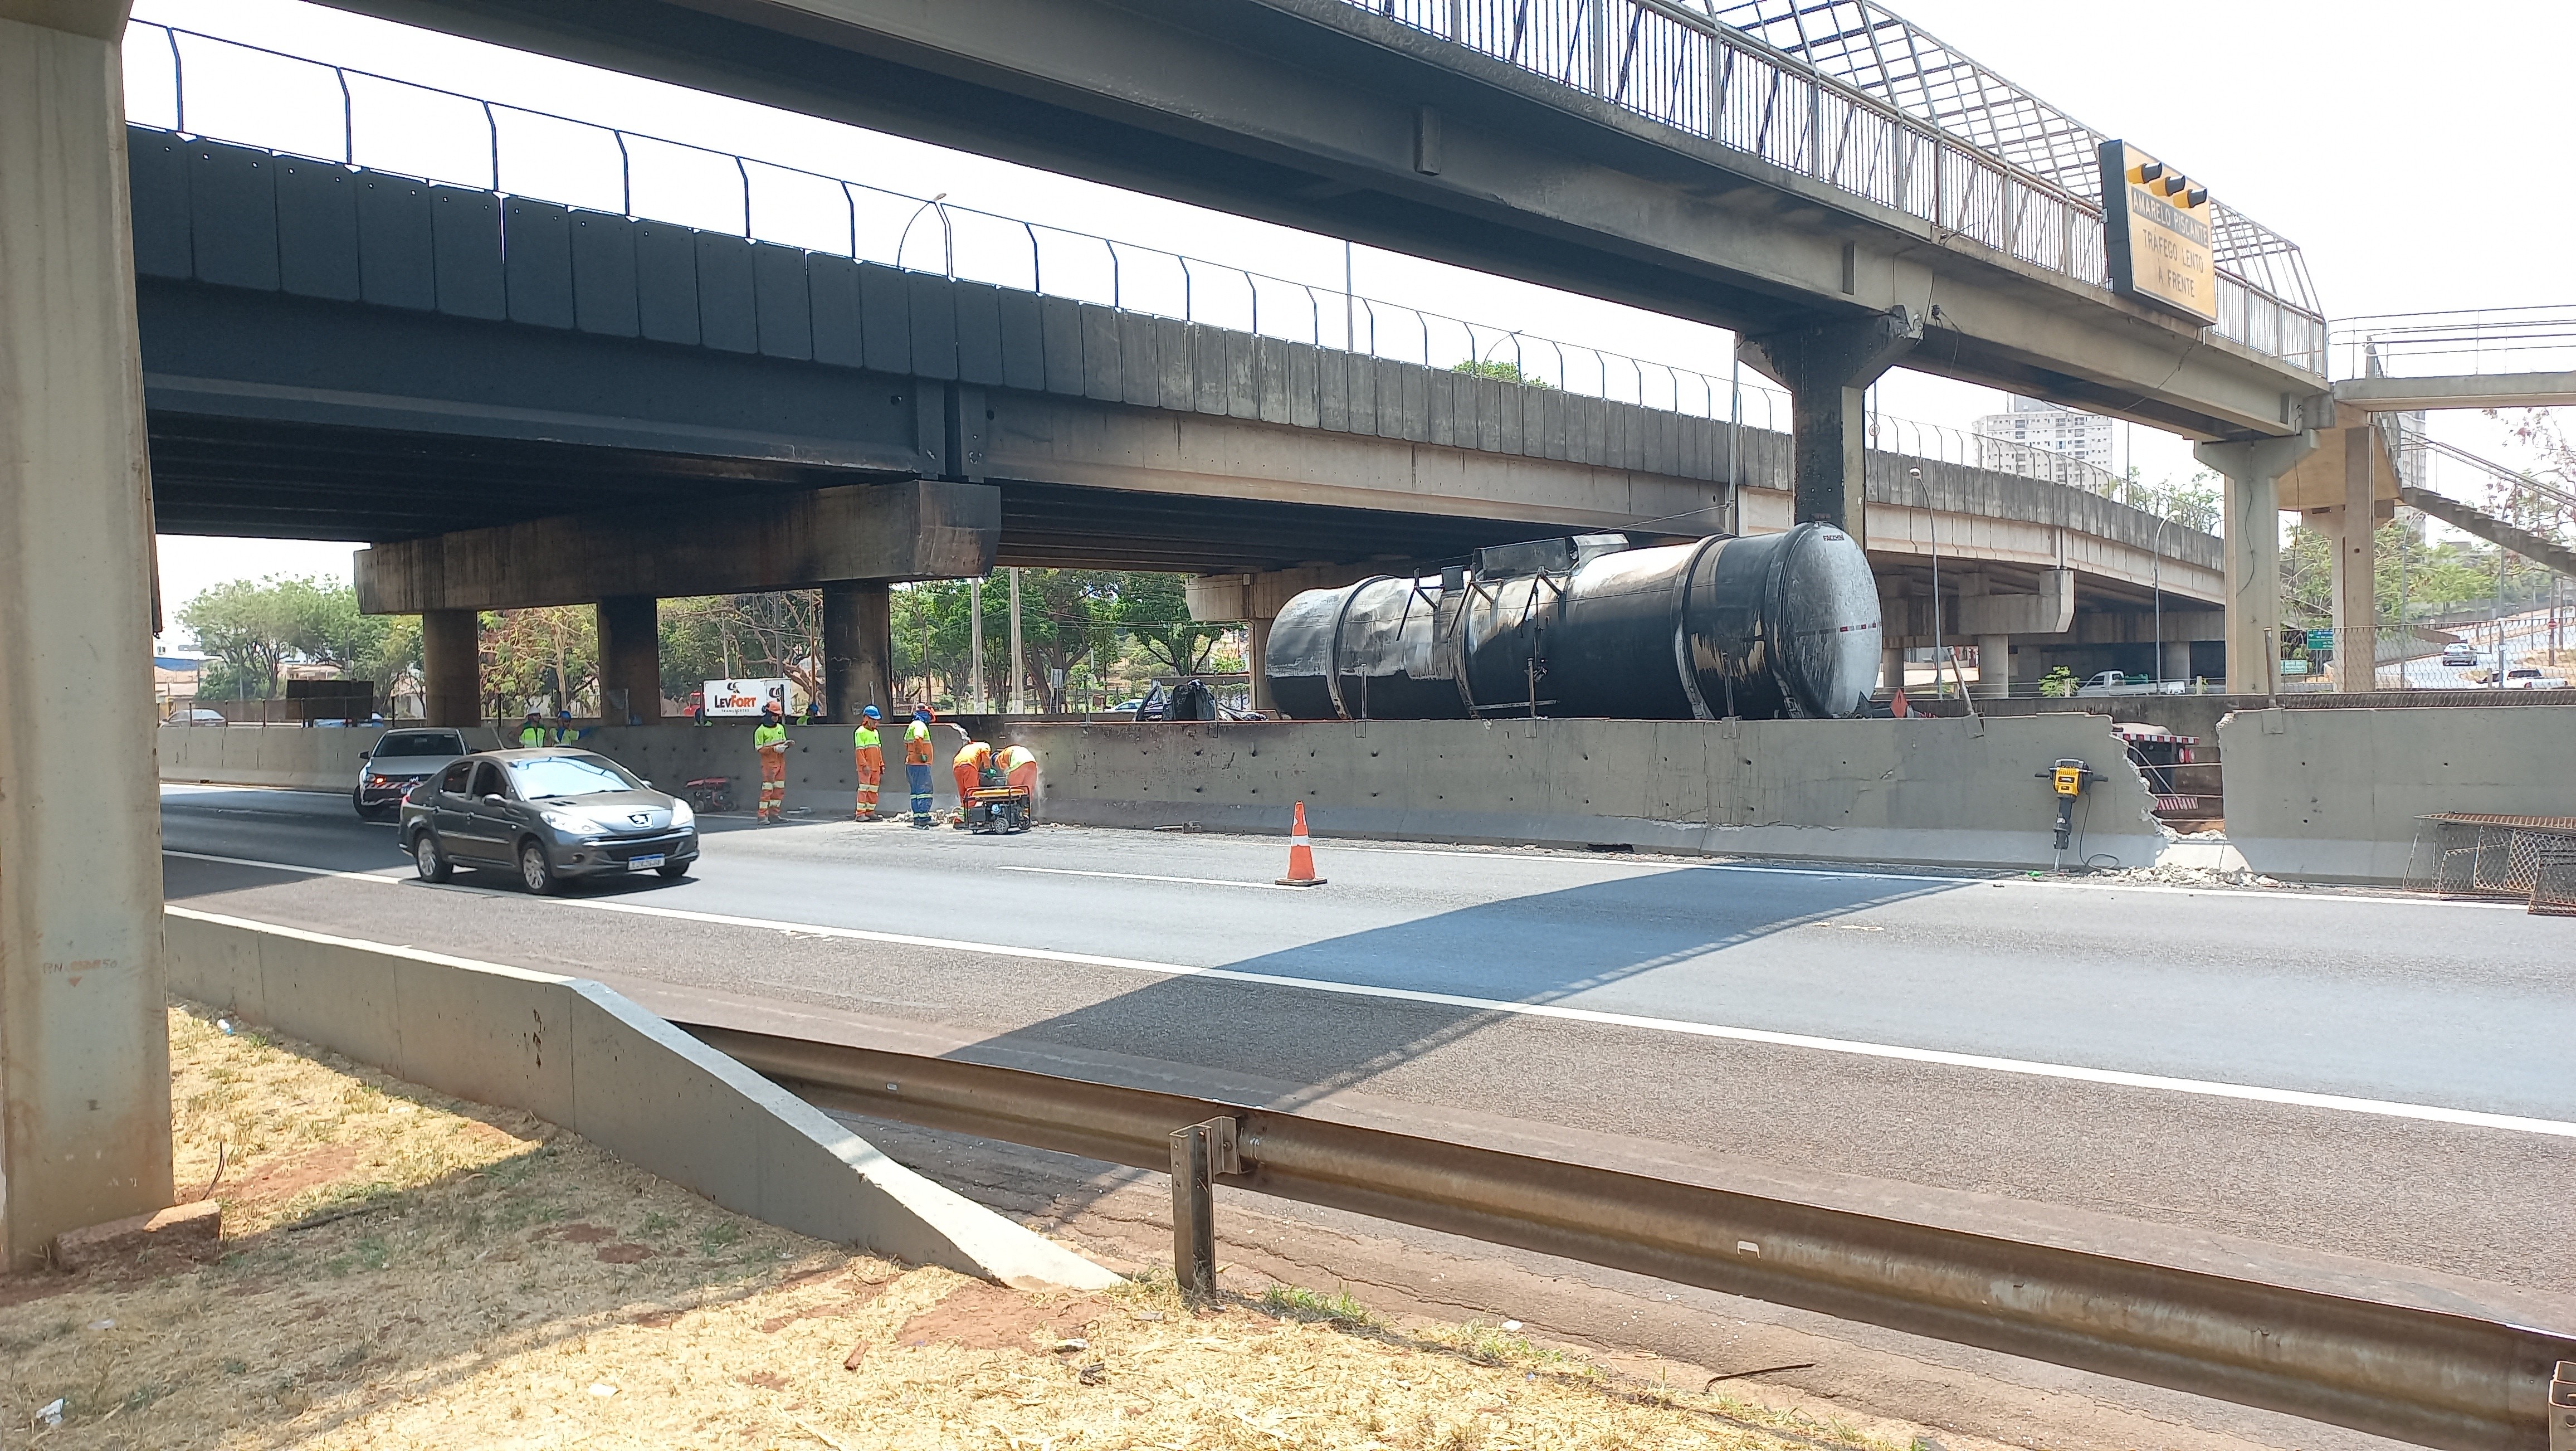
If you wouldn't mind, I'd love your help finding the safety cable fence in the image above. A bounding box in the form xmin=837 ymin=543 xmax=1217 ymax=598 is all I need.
xmin=1338 ymin=0 xmax=2325 ymax=374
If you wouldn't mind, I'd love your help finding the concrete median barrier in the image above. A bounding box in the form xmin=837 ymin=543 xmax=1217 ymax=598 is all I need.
xmin=163 ymin=906 xmax=1119 ymax=1290
xmin=159 ymin=723 xmax=392 ymax=790
xmin=159 ymin=717 xmax=2174 ymax=869
xmin=999 ymin=715 xmax=2168 ymax=870
xmin=2218 ymin=703 xmax=2576 ymax=883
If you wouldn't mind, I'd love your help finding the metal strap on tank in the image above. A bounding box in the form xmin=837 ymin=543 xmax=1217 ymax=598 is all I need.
xmin=1762 ymin=523 xmax=1810 ymax=718
xmin=1448 ymin=578 xmax=1485 ymax=718
xmin=1669 ymin=534 xmax=1730 ymax=722
xmin=1324 ymin=576 xmax=1395 ymax=722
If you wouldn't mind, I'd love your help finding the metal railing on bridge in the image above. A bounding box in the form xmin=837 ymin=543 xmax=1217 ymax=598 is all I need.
xmin=2332 ymin=306 xmax=2576 ymax=383
xmin=1339 ymin=0 xmax=2326 ymax=374
xmin=124 ymin=21 xmax=2225 ymax=535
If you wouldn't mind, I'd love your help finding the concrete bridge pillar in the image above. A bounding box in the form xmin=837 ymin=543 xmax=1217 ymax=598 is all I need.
xmin=420 ymin=608 xmax=480 ymax=727
xmin=823 ymin=582 xmax=894 ymax=723
xmin=1977 ymin=635 xmax=2012 ymax=698
xmin=1738 ymin=307 xmax=1923 ymax=548
xmin=2195 ymin=432 xmax=2319 ymax=697
xmin=2330 ymin=423 xmax=2380 ymax=692
xmin=0 ymin=0 xmax=175 ymax=1268
xmin=2160 ymin=639 xmax=2195 ymax=683
xmin=1245 ymin=617 xmax=1274 ymax=714
xmin=596 ymin=596 xmax=661 ymax=724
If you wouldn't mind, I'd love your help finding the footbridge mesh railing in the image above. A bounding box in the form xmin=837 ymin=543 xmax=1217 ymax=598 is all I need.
xmin=1339 ymin=0 xmax=2325 ymax=374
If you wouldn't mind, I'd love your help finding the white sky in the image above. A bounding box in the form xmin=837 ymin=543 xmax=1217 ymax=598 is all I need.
xmin=141 ymin=0 xmax=2575 ymax=647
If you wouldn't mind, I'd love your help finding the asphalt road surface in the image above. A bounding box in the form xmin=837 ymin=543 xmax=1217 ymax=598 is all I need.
xmin=162 ymin=783 xmax=2575 ymax=1447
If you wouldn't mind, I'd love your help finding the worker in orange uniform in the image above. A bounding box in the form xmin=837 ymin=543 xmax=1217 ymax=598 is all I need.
xmin=753 ymin=702 xmax=791 ymax=823
xmin=851 ymin=705 xmax=885 ymax=821
xmin=902 ymin=707 xmax=937 ymax=827
xmin=996 ymin=741 xmax=1037 ymax=818
xmin=951 ymin=738 xmax=994 ymax=826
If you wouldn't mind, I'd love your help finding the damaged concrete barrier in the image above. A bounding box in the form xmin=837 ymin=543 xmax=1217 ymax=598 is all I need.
xmin=998 ymin=715 xmax=2169 ymax=871
xmin=163 ymin=906 xmax=1118 ymax=1291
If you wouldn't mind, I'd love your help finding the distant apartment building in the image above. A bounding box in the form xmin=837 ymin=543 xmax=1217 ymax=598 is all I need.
xmin=1973 ymin=396 xmax=2116 ymax=487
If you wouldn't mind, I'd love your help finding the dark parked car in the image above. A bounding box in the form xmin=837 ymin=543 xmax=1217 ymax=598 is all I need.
xmin=354 ymin=727 xmax=470 ymax=820
xmin=399 ymin=748 xmax=697 ymax=893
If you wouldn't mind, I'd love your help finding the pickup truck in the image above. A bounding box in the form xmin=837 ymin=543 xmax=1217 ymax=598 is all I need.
xmin=2071 ymin=670 xmax=2187 ymax=697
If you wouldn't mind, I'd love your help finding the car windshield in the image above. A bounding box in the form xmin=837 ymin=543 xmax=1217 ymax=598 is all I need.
xmin=506 ymin=754 xmax=641 ymax=798
xmin=375 ymin=731 xmax=462 ymax=757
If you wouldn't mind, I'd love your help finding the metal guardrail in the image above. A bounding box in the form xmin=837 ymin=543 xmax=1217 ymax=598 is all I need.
xmin=686 ymin=1021 xmax=2574 ymax=1450
xmin=1335 ymin=0 xmax=2326 ymax=374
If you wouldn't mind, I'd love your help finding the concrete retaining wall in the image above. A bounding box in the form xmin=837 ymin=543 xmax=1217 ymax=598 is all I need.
xmin=2217 ymin=704 xmax=2576 ymax=883
xmin=998 ymin=715 xmax=2170 ymax=870
xmin=164 ymin=906 xmax=1116 ymax=1289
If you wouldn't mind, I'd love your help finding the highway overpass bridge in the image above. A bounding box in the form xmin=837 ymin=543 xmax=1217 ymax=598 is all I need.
xmin=301 ymin=0 xmax=2326 ymax=688
xmin=0 ymin=0 xmax=2302 ymax=1255
xmin=132 ymin=130 xmax=2223 ymax=717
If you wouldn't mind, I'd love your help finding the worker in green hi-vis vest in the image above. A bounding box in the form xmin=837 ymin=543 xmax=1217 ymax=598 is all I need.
xmin=852 ymin=705 xmax=885 ymax=821
xmin=753 ymin=703 xmax=791 ymax=823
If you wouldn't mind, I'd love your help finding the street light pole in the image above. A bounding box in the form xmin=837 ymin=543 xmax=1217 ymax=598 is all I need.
xmin=2151 ymin=512 xmax=2169 ymax=683
xmin=969 ymin=576 xmax=985 ymax=712
xmin=1007 ymin=567 xmax=1026 ymax=715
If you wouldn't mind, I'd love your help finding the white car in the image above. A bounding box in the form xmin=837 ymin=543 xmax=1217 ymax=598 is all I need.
xmin=355 ymin=727 xmax=470 ymax=820
xmin=165 ymin=708 xmax=228 ymax=725
xmin=2502 ymin=669 xmax=2570 ymax=690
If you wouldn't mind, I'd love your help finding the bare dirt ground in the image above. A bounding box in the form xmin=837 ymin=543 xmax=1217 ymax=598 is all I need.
xmin=0 ymin=1006 xmax=1928 ymax=1450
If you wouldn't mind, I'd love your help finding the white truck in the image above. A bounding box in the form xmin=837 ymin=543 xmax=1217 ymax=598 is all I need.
xmin=2071 ymin=670 xmax=2187 ymax=697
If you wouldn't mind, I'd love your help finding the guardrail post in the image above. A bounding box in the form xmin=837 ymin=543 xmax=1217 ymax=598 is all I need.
xmin=1168 ymin=1116 xmax=1238 ymax=1296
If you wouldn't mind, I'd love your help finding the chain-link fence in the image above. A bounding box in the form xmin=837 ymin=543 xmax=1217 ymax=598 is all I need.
xmin=2404 ymin=814 xmax=2576 ymax=916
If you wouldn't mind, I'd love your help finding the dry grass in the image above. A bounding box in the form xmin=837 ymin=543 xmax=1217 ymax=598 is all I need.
xmin=0 ymin=1006 xmax=1899 ymax=1450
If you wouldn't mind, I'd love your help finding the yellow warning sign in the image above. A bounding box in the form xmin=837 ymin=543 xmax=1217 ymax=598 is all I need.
xmin=2099 ymin=140 xmax=2216 ymax=324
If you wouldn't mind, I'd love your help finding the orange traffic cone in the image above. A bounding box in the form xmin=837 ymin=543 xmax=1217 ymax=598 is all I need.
xmin=1276 ymin=801 xmax=1326 ymax=887
xmin=1890 ymin=687 xmax=1910 ymax=718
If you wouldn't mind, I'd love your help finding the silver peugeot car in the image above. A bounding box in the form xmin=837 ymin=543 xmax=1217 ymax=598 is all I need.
xmin=399 ymin=748 xmax=698 ymax=893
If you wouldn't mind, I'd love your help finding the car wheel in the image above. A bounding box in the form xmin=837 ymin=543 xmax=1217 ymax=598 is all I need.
xmin=517 ymin=839 xmax=560 ymax=895
xmin=656 ymin=860 xmax=691 ymax=880
xmin=412 ymin=831 xmax=452 ymax=883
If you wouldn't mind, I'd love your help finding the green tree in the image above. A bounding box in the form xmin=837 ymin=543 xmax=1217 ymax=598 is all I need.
xmin=1110 ymin=571 xmax=1231 ymax=677
xmin=482 ymin=606 xmax=598 ymax=718
xmin=177 ymin=577 xmax=301 ymax=699
xmin=1450 ymin=358 xmax=1553 ymax=388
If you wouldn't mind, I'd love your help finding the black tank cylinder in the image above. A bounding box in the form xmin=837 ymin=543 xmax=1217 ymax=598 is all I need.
xmin=1263 ymin=524 xmax=1881 ymax=721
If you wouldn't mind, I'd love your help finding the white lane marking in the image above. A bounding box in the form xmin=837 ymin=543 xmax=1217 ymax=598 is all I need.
xmin=994 ymin=865 xmax=1308 ymax=892
xmin=164 ymin=849 xmax=406 ymax=883
xmin=166 ymin=849 xmax=2576 ymax=1140
xmin=1322 ymin=844 xmax=2528 ymax=910
xmin=159 ymin=782 xmax=339 ymax=797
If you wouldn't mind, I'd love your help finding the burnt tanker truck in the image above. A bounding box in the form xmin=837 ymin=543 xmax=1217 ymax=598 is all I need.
xmin=1263 ymin=523 xmax=1883 ymax=722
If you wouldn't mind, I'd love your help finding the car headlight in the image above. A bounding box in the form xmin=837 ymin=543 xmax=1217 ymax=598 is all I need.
xmin=540 ymin=809 xmax=600 ymax=836
xmin=669 ymin=800 xmax=694 ymax=830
